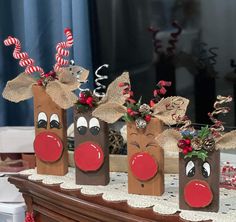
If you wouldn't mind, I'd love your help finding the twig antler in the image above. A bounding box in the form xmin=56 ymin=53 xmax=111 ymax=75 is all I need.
xmin=54 ymin=28 xmax=74 ymax=72
xmin=208 ymin=95 xmax=232 ymax=137
xmin=4 ymin=36 xmax=45 ymax=76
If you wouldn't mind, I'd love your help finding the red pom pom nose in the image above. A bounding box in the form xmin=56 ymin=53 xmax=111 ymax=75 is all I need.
xmin=184 ymin=180 xmax=213 ymax=208
xmin=74 ymin=142 xmax=104 ymax=172
xmin=130 ymin=152 xmax=158 ymax=181
xmin=34 ymin=132 xmax=63 ymax=163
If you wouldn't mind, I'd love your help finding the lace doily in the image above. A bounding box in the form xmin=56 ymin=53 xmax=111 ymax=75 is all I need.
xmin=20 ymin=168 xmax=236 ymax=222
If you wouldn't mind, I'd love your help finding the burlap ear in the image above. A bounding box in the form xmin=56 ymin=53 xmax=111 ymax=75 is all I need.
xmin=59 ymin=66 xmax=89 ymax=91
xmin=92 ymin=102 xmax=126 ymax=123
xmin=156 ymin=129 xmax=181 ymax=152
xmin=46 ymin=80 xmax=78 ymax=109
xmin=215 ymin=130 xmax=236 ymax=150
xmin=2 ymin=72 xmax=36 ymax=103
xmin=99 ymin=72 xmax=130 ymax=105
xmin=152 ymin=96 xmax=189 ymax=125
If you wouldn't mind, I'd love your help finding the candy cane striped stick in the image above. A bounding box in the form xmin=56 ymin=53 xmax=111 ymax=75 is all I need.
xmin=4 ymin=36 xmax=45 ymax=76
xmin=54 ymin=28 xmax=74 ymax=72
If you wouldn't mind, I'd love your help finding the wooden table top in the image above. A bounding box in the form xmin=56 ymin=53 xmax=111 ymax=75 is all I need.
xmin=8 ymin=174 xmax=189 ymax=222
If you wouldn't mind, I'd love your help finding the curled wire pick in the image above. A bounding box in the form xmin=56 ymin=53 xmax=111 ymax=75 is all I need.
xmin=208 ymin=95 xmax=232 ymax=137
xmin=93 ymin=64 xmax=109 ymax=98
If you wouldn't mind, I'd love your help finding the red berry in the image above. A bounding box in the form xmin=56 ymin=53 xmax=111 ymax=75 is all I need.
xmin=159 ymin=87 xmax=167 ymax=95
xmin=150 ymin=100 xmax=155 ymax=107
xmin=127 ymin=108 xmax=133 ymax=114
xmin=130 ymin=111 xmax=136 ymax=116
xmin=154 ymin=89 xmax=158 ymax=97
xmin=187 ymin=146 xmax=193 ymax=152
xmin=178 ymin=139 xmax=187 ymax=149
xmin=86 ymin=96 xmax=94 ymax=107
xmin=78 ymin=96 xmax=87 ymax=104
xmin=37 ymin=79 xmax=43 ymax=86
xmin=118 ymin=82 xmax=125 ymax=87
xmin=79 ymin=92 xmax=86 ymax=98
xmin=182 ymin=149 xmax=188 ymax=155
xmin=185 ymin=139 xmax=191 ymax=145
xmin=145 ymin=115 xmax=151 ymax=122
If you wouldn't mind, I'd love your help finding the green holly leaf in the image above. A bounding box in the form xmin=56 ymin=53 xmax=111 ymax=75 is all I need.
xmin=198 ymin=126 xmax=210 ymax=139
xmin=123 ymin=113 xmax=134 ymax=122
xmin=136 ymin=96 xmax=142 ymax=107
xmin=184 ymin=149 xmax=208 ymax=162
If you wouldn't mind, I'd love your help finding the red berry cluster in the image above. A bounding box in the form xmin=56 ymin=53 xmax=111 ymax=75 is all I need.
xmin=177 ymin=139 xmax=193 ymax=155
xmin=127 ymin=108 xmax=151 ymax=122
xmin=78 ymin=92 xmax=94 ymax=107
xmin=37 ymin=71 xmax=58 ymax=86
xmin=150 ymin=80 xmax=171 ymax=106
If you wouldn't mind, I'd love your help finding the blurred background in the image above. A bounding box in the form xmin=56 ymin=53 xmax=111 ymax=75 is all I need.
xmin=1 ymin=0 xmax=236 ymax=129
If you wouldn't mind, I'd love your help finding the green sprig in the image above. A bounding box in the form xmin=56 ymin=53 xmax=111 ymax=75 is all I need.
xmin=123 ymin=113 xmax=134 ymax=122
xmin=198 ymin=126 xmax=210 ymax=140
xmin=184 ymin=149 xmax=208 ymax=162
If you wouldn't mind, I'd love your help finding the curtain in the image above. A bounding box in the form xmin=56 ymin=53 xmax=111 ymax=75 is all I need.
xmin=0 ymin=0 xmax=93 ymax=126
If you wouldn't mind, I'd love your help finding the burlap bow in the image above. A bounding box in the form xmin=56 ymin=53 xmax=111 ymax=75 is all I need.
xmin=93 ymin=72 xmax=189 ymax=125
xmin=2 ymin=65 xmax=89 ymax=109
xmin=92 ymin=72 xmax=130 ymax=123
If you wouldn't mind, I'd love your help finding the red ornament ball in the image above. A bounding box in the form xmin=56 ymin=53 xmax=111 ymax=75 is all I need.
xmin=145 ymin=115 xmax=151 ymax=122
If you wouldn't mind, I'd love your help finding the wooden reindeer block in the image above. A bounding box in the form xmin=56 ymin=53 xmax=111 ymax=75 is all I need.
xmin=179 ymin=150 xmax=220 ymax=212
xmin=155 ymin=95 xmax=236 ymax=212
xmin=33 ymin=85 xmax=68 ymax=176
xmin=127 ymin=117 xmax=164 ymax=196
xmin=2 ymin=28 xmax=89 ymax=177
xmin=74 ymin=107 xmax=109 ymax=185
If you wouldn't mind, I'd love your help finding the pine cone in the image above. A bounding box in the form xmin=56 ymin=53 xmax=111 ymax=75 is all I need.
xmin=191 ymin=137 xmax=203 ymax=151
xmin=203 ymin=137 xmax=215 ymax=151
xmin=135 ymin=118 xmax=147 ymax=129
xmin=139 ymin=104 xmax=151 ymax=113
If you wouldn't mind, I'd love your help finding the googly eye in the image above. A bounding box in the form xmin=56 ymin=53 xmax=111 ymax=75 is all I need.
xmin=77 ymin=117 xmax=88 ymax=135
xmin=186 ymin=160 xmax=195 ymax=177
xmin=50 ymin=114 xmax=60 ymax=129
xmin=37 ymin=112 xmax=47 ymax=129
xmin=202 ymin=162 xmax=211 ymax=178
xmin=89 ymin=118 xmax=100 ymax=135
